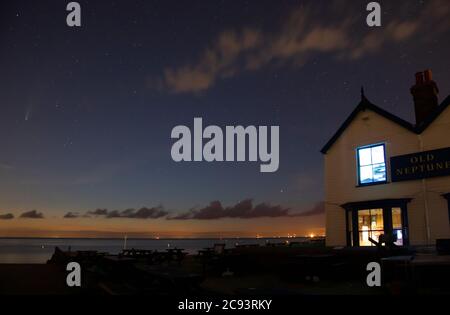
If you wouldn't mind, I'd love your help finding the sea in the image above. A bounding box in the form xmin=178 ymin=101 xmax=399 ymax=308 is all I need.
xmin=0 ymin=237 xmax=308 ymax=264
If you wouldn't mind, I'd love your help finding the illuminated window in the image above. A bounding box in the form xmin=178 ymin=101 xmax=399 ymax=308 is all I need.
xmin=358 ymin=209 xmax=384 ymax=246
xmin=357 ymin=144 xmax=386 ymax=185
xmin=344 ymin=200 xmax=410 ymax=247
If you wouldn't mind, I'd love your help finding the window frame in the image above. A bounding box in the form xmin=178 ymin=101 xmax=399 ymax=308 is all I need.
xmin=356 ymin=143 xmax=388 ymax=187
xmin=356 ymin=209 xmax=384 ymax=247
xmin=343 ymin=199 xmax=411 ymax=247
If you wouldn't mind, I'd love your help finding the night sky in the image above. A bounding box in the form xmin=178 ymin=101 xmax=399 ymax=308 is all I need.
xmin=0 ymin=0 xmax=449 ymax=237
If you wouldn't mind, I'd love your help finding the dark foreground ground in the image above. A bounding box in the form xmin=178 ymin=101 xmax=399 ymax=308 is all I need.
xmin=0 ymin=264 xmax=75 ymax=294
xmin=1 ymin=244 xmax=449 ymax=295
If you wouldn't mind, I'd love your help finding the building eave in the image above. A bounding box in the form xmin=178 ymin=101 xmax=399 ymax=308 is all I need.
xmin=320 ymin=94 xmax=450 ymax=155
xmin=320 ymin=97 xmax=415 ymax=154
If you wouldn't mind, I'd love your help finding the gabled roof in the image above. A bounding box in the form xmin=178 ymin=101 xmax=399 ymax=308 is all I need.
xmin=321 ymin=94 xmax=450 ymax=154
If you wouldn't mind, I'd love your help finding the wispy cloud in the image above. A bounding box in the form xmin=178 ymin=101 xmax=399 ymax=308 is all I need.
xmin=156 ymin=0 xmax=449 ymax=94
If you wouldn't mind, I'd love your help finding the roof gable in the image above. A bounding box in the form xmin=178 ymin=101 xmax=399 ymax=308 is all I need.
xmin=321 ymin=94 xmax=450 ymax=154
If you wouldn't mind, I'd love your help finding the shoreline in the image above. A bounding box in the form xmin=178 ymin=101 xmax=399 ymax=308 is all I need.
xmin=0 ymin=236 xmax=323 ymax=241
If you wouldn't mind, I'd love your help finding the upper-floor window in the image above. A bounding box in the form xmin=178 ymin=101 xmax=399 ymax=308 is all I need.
xmin=357 ymin=143 xmax=387 ymax=185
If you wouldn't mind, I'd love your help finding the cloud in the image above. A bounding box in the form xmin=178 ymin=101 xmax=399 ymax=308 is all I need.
xmin=157 ymin=0 xmax=450 ymax=94
xmin=344 ymin=0 xmax=449 ymax=59
xmin=290 ymin=202 xmax=325 ymax=217
xmin=162 ymin=29 xmax=262 ymax=93
xmin=169 ymin=200 xmax=325 ymax=220
xmin=87 ymin=208 xmax=108 ymax=216
xmin=128 ymin=207 xmax=168 ymax=219
xmin=0 ymin=213 xmax=14 ymax=220
xmin=84 ymin=207 xmax=168 ymax=219
xmin=20 ymin=210 xmax=44 ymax=219
xmin=168 ymin=199 xmax=292 ymax=220
xmin=63 ymin=201 xmax=324 ymax=221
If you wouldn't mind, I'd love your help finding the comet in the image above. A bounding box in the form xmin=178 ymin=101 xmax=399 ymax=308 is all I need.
xmin=25 ymin=104 xmax=33 ymax=121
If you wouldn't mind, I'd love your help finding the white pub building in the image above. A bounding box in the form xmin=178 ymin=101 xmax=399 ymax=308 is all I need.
xmin=322 ymin=70 xmax=450 ymax=247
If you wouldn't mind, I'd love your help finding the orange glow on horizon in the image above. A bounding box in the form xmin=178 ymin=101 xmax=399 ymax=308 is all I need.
xmin=0 ymin=212 xmax=325 ymax=238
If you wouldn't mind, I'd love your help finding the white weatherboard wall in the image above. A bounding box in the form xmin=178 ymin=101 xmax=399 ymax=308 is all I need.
xmin=324 ymin=106 xmax=450 ymax=247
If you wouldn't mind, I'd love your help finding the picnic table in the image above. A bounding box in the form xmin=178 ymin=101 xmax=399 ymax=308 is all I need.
xmin=198 ymin=248 xmax=215 ymax=255
xmin=165 ymin=248 xmax=187 ymax=264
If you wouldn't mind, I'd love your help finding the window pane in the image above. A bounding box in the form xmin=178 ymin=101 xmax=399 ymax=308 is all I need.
xmin=357 ymin=144 xmax=387 ymax=185
xmin=358 ymin=210 xmax=371 ymax=231
xmin=358 ymin=209 xmax=385 ymax=247
xmin=372 ymin=163 xmax=386 ymax=182
xmin=371 ymin=145 xmax=385 ymax=164
xmin=359 ymin=165 xmax=373 ymax=183
xmin=393 ymin=229 xmax=403 ymax=246
xmin=359 ymin=230 xmax=371 ymax=246
xmin=358 ymin=148 xmax=372 ymax=166
xmin=392 ymin=208 xmax=402 ymax=229
xmin=370 ymin=209 xmax=384 ymax=230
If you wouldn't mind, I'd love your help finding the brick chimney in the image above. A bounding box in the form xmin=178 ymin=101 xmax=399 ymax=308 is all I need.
xmin=410 ymin=69 xmax=439 ymax=125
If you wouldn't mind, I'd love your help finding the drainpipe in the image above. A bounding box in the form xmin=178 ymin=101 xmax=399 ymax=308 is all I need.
xmin=418 ymin=135 xmax=431 ymax=245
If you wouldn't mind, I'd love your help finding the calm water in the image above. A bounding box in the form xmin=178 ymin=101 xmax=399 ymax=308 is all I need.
xmin=0 ymin=237 xmax=307 ymax=263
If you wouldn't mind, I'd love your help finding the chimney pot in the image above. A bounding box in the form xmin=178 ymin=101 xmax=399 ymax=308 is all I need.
xmin=424 ymin=69 xmax=433 ymax=82
xmin=411 ymin=70 xmax=439 ymax=125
